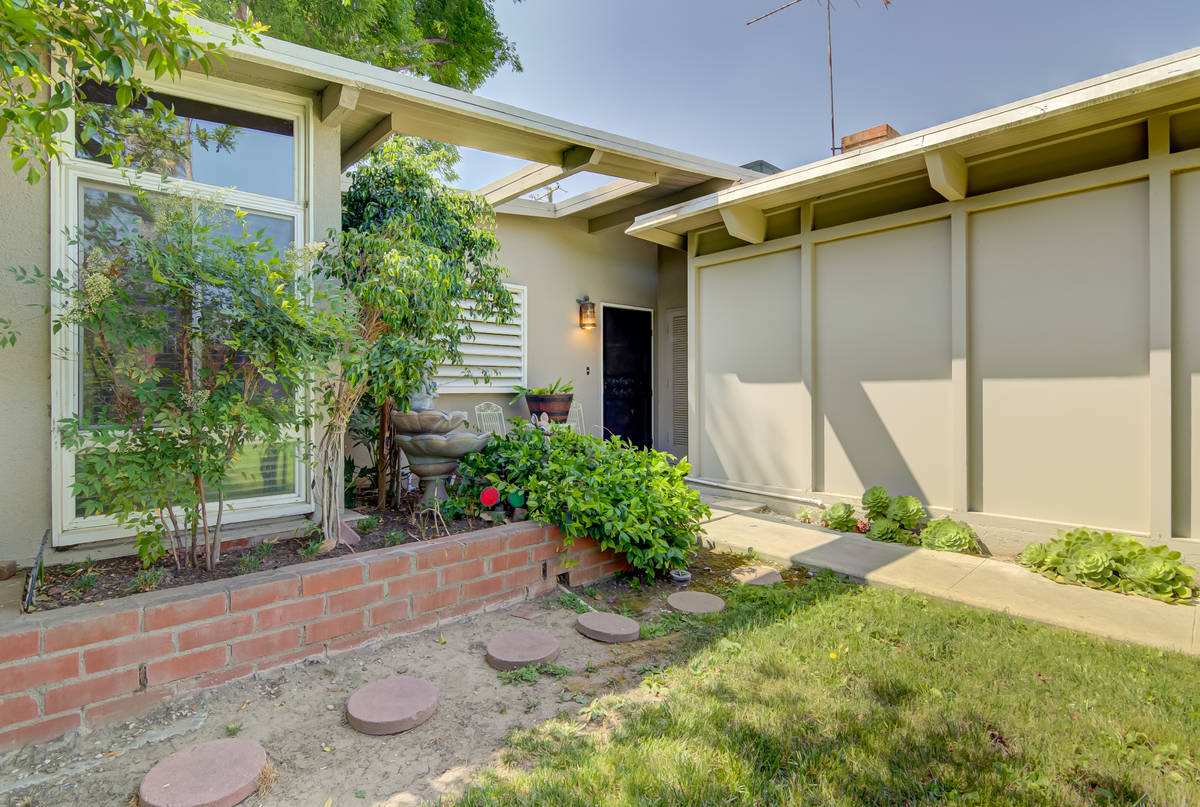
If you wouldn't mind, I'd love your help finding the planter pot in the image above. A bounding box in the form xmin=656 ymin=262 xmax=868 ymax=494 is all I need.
xmin=524 ymin=393 xmax=573 ymax=423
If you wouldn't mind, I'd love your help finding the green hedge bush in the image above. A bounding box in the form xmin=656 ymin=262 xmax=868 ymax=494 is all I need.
xmin=1019 ymin=528 xmax=1197 ymax=604
xmin=448 ymin=424 xmax=710 ymax=576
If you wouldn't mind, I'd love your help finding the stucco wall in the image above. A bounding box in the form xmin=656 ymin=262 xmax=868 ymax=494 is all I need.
xmin=1172 ymin=169 xmax=1200 ymax=539
xmin=655 ymin=247 xmax=687 ymax=457
xmin=437 ymin=214 xmax=658 ymax=438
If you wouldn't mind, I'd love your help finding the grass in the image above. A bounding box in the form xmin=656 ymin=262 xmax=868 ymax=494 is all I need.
xmin=447 ymin=571 xmax=1200 ymax=806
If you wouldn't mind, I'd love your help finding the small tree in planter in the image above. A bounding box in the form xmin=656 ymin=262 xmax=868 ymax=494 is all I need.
xmin=49 ymin=190 xmax=340 ymax=570
xmin=510 ymin=378 xmax=574 ymax=423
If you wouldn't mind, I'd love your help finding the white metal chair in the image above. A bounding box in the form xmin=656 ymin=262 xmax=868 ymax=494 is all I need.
xmin=474 ymin=401 xmax=506 ymax=436
xmin=565 ymin=401 xmax=585 ymax=435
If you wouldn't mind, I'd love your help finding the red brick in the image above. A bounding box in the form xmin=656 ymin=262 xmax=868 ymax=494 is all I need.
xmin=327 ymin=584 xmax=384 ymax=614
xmin=175 ymin=664 xmax=254 ymax=696
xmin=230 ymin=577 xmax=300 ymax=612
xmin=490 ymin=550 xmax=530 ymax=573
xmin=568 ymin=566 xmax=606 ymax=586
xmin=503 ymin=566 xmax=543 ymax=589
xmin=301 ymin=564 xmax=364 ymax=596
xmin=460 ymin=533 xmax=508 ymax=559
xmin=461 ymin=576 xmax=505 ymax=601
xmin=0 ymin=653 xmax=78 ymax=696
xmin=485 ymin=591 xmax=525 ymax=609
xmin=0 ymin=713 xmax=81 ymax=754
xmin=84 ymin=633 xmax=173 ymax=674
xmin=231 ymin=628 xmax=300 ymax=663
xmin=368 ymin=600 xmax=410 ymax=627
xmin=596 ymin=558 xmax=630 ymax=576
xmin=0 ymin=630 xmax=39 ymax=665
xmin=327 ymin=628 xmax=385 ymax=654
xmin=254 ymin=646 xmax=315 ymax=673
xmin=45 ymin=669 xmax=139 ymax=715
xmin=44 ymin=610 xmax=139 ymax=653
xmin=0 ymin=695 xmax=38 ymax=727
xmin=368 ymin=554 xmax=413 ymax=581
xmin=532 ymin=542 xmax=567 ymax=563
xmin=384 ymin=614 xmax=437 ymax=637
xmin=570 ymin=548 xmax=609 ymax=568
xmin=412 ymin=587 xmax=458 ymax=614
xmin=442 ymin=559 xmax=485 ymax=585
xmin=508 ymin=527 xmax=547 ymax=548
xmin=85 ymin=690 xmax=172 ymax=726
xmin=437 ymin=600 xmax=484 ymax=623
xmin=144 ymin=592 xmax=225 ymax=631
xmin=177 ymin=614 xmax=253 ymax=652
xmin=306 ymin=612 xmax=364 ymax=644
xmin=256 ymin=598 xmax=324 ymax=631
xmin=145 ymin=646 xmax=226 ymax=686
xmin=386 ymin=571 xmax=438 ymax=598
xmin=413 ymin=542 xmax=464 ymax=570
xmin=219 ymin=537 xmax=251 ymax=552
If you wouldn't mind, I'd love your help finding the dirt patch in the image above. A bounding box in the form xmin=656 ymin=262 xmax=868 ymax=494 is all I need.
xmin=3 ymin=547 xmax=795 ymax=806
xmin=31 ymin=493 xmax=498 ymax=613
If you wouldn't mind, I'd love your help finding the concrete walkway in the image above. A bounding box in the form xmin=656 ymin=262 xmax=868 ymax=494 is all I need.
xmin=700 ymin=496 xmax=1199 ymax=656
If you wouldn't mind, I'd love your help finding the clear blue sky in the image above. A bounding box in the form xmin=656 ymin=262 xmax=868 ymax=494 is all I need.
xmin=455 ymin=0 xmax=1200 ymax=193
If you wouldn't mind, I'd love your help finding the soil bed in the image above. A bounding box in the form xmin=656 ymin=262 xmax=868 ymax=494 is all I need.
xmin=2 ymin=546 xmax=777 ymax=807
xmin=32 ymin=492 xmax=495 ymax=612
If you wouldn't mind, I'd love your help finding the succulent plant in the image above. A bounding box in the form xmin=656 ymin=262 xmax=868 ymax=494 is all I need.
xmin=862 ymin=485 xmax=891 ymax=521
xmin=920 ymin=518 xmax=980 ymax=554
xmin=886 ymin=495 xmax=927 ymax=531
xmin=824 ymin=502 xmax=857 ymax=532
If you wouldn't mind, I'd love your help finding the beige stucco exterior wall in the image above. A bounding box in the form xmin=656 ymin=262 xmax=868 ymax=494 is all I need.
xmin=815 ymin=220 xmax=953 ymax=507
xmin=0 ymin=167 xmax=53 ymax=565
xmin=436 ymin=214 xmax=658 ymax=438
xmin=1172 ymin=169 xmax=1200 ymax=538
xmin=696 ymin=248 xmax=810 ymax=491
xmin=969 ymin=183 xmax=1150 ymax=532
xmin=655 ymin=247 xmax=687 ymax=457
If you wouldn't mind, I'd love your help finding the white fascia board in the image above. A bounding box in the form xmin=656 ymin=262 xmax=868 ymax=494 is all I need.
xmin=190 ymin=18 xmax=762 ymax=184
xmin=627 ymin=46 xmax=1200 ymax=240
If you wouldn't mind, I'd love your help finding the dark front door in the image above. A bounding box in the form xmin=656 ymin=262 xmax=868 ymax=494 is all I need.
xmin=603 ymin=305 xmax=653 ymax=447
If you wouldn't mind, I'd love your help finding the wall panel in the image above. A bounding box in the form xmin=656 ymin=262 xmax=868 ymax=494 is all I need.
xmin=1171 ymin=169 xmax=1200 ymax=537
xmin=969 ymin=182 xmax=1150 ymax=531
xmin=696 ymin=249 xmax=810 ymax=490
xmin=814 ymin=220 xmax=953 ymax=505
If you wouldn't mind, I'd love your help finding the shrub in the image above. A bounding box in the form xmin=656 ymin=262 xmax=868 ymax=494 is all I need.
xmin=823 ymin=502 xmax=857 ymax=532
xmin=862 ymin=486 xmax=891 ymax=521
xmin=920 ymin=518 xmax=980 ymax=554
xmin=1020 ymin=528 xmax=1197 ymax=604
xmin=126 ymin=567 xmax=165 ymax=593
xmin=451 ymin=424 xmax=710 ymax=576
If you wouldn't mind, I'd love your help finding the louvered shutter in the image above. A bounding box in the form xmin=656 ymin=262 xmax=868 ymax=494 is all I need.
xmin=434 ymin=284 xmax=527 ymax=393
xmin=669 ymin=308 xmax=688 ymax=447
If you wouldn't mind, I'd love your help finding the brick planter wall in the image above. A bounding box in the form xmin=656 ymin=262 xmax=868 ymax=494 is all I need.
xmin=0 ymin=522 xmax=626 ymax=753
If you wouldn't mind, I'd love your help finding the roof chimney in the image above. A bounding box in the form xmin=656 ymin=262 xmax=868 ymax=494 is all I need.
xmin=840 ymin=124 xmax=901 ymax=154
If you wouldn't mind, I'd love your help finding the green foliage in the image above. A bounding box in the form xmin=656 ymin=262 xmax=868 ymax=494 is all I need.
xmin=46 ymin=191 xmax=339 ymax=570
xmin=384 ymin=530 xmax=408 ymax=547
xmin=224 ymin=723 xmax=241 ymax=737
xmin=357 ymin=515 xmax=381 ymax=532
xmin=1019 ymin=528 xmax=1198 ymax=604
xmin=0 ymin=0 xmax=261 ymax=182
xmin=919 ymin=518 xmax=981 ymax=554
xmin=886 ymin=495 xmax=927 ymax=531
xmin=196 ymin=0 xmax=521 ymax=93
xmin=127 ymin=567 xmax=165 ymax=592
xmin=450 ymin=424 xmax=710 ymax=576
xmin=298 ymin=538 xmax=323 ymax=558
xmin=67 ymin=572 xmax=97 ymax=595
xmin=497 ymin=663 xmax=570 ymax=686
xmin=823 ymin=502 xmax=857 ymax=532
xmin=866 ymin=517 xmax=900 ymax=543
xmin=557 ymin=591 xmax=589 ymax=613
xmin=235 ymin=541 xmax=273 ymax=575
xmin=509 ymin=378 xmax=574 ymax=405
xmin=862 ymin=485 xmax=891 ymax=521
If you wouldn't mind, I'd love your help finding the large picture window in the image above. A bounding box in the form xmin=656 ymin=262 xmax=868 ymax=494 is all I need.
xmin=52 ymin=76 xmax=311 ymax=545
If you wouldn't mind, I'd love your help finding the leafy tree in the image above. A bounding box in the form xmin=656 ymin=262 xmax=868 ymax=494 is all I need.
xmin=0 ymin=0 xmax=261 ymax=183
xmin=43 ymin=190 xmax=340 ymax=570
xmin=311 ymin=136 xmax=515 ymax=543
xmin=195 ymin=0 xmax=522 ymax=91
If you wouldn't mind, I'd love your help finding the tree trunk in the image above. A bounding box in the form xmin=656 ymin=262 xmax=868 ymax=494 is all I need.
xmin=314 ymin=423 xmax=347 ymax=551
xmin=377 ymin=400 xmax=391 ymax=509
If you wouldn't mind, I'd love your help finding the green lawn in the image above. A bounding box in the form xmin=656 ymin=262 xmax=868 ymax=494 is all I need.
xmin=449 ymin=572 xmax=1199 ymax=806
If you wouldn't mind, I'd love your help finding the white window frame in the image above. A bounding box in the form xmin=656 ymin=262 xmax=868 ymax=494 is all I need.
xmin=435 ymin=282 xmax=528 ymax=395
xmin=49 ymin=70 xmax=315 ymax=546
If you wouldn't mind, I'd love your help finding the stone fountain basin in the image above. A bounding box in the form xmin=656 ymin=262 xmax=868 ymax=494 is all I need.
xmin=394 ymin=431 xmax=491 ymax=460
xmin=391 ymin=409 xmax=469 ymax=435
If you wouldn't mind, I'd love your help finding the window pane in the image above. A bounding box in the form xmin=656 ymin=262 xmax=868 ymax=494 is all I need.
xmin=76 ymin=81 xmax=295 ymax=200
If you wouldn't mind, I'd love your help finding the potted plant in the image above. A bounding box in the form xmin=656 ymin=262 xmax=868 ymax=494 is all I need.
xmin=510 ymin=378 xmax=574 ymax=423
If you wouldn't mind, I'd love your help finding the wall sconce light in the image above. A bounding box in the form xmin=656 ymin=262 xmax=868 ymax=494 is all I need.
xmin=577 ymin=295 xmax=596 ymax=330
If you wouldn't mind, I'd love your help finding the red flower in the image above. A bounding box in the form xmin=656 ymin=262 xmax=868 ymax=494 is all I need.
xmin=480 ymin=487 xmax=500 ymax=507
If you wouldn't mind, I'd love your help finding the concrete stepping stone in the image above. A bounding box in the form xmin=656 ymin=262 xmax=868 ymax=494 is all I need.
xmin=138 ymin=738 xmax=266 ymax=807
xmin=667 ymin=590 xmax=725 ymax=614
xmin=346 ymin=676 xmax=438 ymax=735
xmin=731 ymin=564 xmax=783 ymax=586
xmin=575 ymin=611 xmax=640 ymax=643
xmin=485 ymin=629 xmax=560 ymax=670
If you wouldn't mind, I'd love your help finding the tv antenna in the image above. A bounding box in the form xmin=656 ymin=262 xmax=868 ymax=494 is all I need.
xmin=530 ymin=182 xmax=562 ymax=204
xmin=748 ymin=0 xmax=891 ymax=157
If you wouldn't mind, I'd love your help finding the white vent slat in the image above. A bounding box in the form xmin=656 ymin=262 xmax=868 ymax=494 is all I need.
xmin=437 ymin=284 xmax=527 ymax=394
xmin=670 ymin=310 xmax=688 ymax=446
